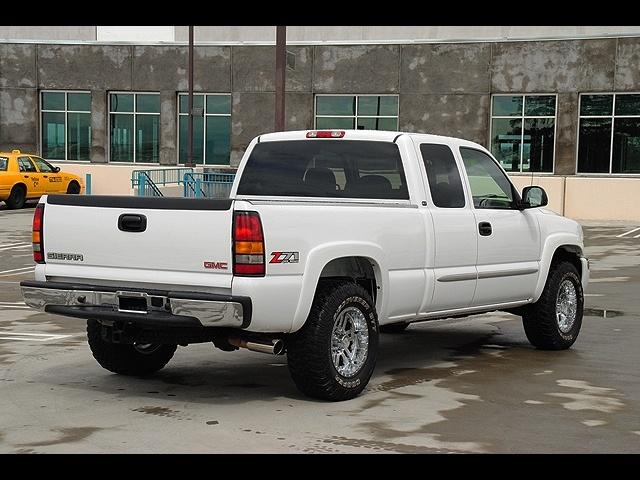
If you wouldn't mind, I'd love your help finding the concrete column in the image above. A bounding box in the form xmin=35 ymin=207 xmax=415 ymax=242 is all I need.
xmin=159 ymin=90 xmax=177 ymax=166
xmin=554 ymin=92 xmax=578 ymax=175
xmin=90 ymin=90 xmax=107 ymax=163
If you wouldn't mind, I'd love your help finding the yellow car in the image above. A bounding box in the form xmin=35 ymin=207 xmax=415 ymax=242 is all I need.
xmin=0 ymin=150 xmax=84 ymax=209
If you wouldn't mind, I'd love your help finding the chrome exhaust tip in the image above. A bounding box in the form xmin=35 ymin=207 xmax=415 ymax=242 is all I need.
xmin=228 ymin=338 xmax=285 ymax=355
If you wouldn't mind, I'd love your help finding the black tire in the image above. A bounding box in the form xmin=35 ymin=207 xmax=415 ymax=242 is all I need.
xmin=380 ymin=322 xmax=409 ymax=334
xmin=522 ymin=261 xmax=583 ymax=350
xmin=287 ymin=281 xmax=379 ymax=401
xmin=87 ymin=319 xmax=177 ymax=376
xmin=5 ymin=185 xmax=26 ymax=209
xmin=66 ymin=181 xmax=81 ymax=194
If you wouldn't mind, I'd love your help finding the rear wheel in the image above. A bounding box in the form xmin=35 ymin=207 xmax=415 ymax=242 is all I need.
xmin=380 ymin=322 xmax=409 ymax=333
xmin=522 ymin=261 xmax=583 ymax=350
xmin=87 ymin=319 xmax=177 ymax=376
xmin=5 ymin=185 xmax=26 ymax=209
xmin=66 ymin=181 xmax=81 ymax=194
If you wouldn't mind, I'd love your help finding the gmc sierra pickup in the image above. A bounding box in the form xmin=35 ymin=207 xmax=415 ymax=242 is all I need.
xmin=21 ymin=129 xmax=589 ymax=401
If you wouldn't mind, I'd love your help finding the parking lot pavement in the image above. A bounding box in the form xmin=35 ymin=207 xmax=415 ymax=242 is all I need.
xmin=0 ymin=208 xmax=639 ymax=453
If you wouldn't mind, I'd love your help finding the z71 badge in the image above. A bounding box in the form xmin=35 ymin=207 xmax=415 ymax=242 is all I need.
xmin=269 ymin=252 xmax=299 ymax=264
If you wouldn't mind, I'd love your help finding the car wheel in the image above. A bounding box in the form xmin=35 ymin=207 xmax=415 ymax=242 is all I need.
xmin=5 ymin=185 xmax=26 ymax=209
xmin=522 ymin=261 xmax=583 ymax=350
xmin=87 ymin=319 xmax=177 ymax=376
xmin=287 ymin=281 xmax=379 ymax=401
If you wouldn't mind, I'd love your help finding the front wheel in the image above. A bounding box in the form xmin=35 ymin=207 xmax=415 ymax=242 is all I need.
xmin=287 ymin=282 xmax=379 ymax=401
xmin=66 ymin=181 xmax=81 ymax=194
xmin=522 ymin=261 xmax=583 ymax=350
xmin=87 ymin=319 xmax=177 ymax=376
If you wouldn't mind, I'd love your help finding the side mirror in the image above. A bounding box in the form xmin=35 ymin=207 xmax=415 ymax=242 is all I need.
xmin=54 ymin=166 xmax=61 ymax=173
xmin=521 ymin=186 xmax=548 ymax=209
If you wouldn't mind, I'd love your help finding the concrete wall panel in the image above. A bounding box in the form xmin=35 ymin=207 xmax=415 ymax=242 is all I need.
xmin=399 ymin=94 xmax=490 ymax=146
xmin=38 ymin=45 xmax=132 ymax=90
xmin=133 ymin=46 xmax=231 ymax=92
xmin=554 ymin=92 xmax=578 ymax=175
xmin=491 ymin=39 xmax=616 ymax=93
xmin=0 ymin=88 xmax=38 ymax=153
xmin=615 ymin=37 xmax=640 ymax=91
xmin=0 ymin=44 xmax=36 ymax=88
xmin=232 ymin=46 xmax=312 ymax=92
xmin=401 ymin=43 xmax=490 ymax=94
xmin=314 ymin=45 xmax=400 ymax=93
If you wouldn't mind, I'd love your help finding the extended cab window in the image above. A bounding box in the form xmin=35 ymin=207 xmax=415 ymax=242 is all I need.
xmin=460 ymin=147 xmax=516 ymax=209
xmin=18 ymin=157 xmax=37 ymax=173
xmin=237 ymin=140 xmax=409 ymax=200
xmin=420 ymin=144 xmax=466 ymax=208
xmin=0 ymin=157 xmax=7 ymax=171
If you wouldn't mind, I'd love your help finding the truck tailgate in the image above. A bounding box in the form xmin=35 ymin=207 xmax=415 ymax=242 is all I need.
xmin=41 ymin=195 xmax=234 ymax=290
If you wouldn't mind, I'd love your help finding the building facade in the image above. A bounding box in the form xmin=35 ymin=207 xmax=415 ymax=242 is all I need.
xmin=1 ymin=26 xmax=640 ymax=220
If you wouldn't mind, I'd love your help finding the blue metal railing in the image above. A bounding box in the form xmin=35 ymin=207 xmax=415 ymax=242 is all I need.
xmin=131 ymin=168 xmax=194 ymax=197
xmin=184 ymin=172 xmax=236 ymax=199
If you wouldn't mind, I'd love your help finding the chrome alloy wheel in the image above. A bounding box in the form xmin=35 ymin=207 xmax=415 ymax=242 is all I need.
xmin=331 ymin=306 xmax=369 ymax=377
xmin=556 ymin=279 xmax=578 ymax=333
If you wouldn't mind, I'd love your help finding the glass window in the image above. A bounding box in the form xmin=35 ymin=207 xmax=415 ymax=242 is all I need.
xmin=41 ymin=91 xmax=91 ymax=161
xmin=578 ymin=93 xmax=640 ymax=174
xmin=18 ymin=157 xmax=37 ymax=173
xmin=0 ymin=157 xmax=8 ymax=171
xmin=315 ymin=95 xmax=399 ymax=132
xmin=490 ymin=94 xmax=556 ymax=173
xmin=460 ymin=147 xmax=515 ymax=210
xmin=237 ymin=140 xmax=408 ymax=200
xmin=109 ymin=93 xmax=160 ymax=163
xmin=31 ymin=157 xmax=55 ymax=173
xmin=177 ymin=93 xmax=232 ymax=165
xmin=420 ymin=144 xmax=465 ymax=208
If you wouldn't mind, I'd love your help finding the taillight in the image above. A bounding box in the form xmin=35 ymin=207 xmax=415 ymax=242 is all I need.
xmin=32 ymin=203 xmax=45 ymax=264
xmin=233 ymin=211 xmax=265 ymax=276
xmin=306 ymin=130 xmax=345 ymax=138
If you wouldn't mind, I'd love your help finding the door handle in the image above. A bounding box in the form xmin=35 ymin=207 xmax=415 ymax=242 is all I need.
xmin=478 ymin=222 xmax=492 ymax=236
xmin=118 ymin=214 xmax=147 ymax=233
xmin=43 ymin=175 xmax=48 ymax=178
xmin=24 ymin=175 xmax=29 ymax=179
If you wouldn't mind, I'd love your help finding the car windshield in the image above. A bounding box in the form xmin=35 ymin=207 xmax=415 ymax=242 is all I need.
xmin=0 ymin=157 xmax=7 ymax=171
xmin=237 ymin=140 xmax=409 ymax=200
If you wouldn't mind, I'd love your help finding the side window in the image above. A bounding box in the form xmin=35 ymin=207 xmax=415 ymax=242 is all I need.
xmin=18 ymin=157 xmax=37 ymax=173
xmin=420 ymin=143 xmax=466 ymax=208
xmin=459 ymin=147 xmax=515 ymax=209
xmin=0 ymin=157 xmax=8 ymax=171
xmin=31 ymin=157 xmax=55 ymax=173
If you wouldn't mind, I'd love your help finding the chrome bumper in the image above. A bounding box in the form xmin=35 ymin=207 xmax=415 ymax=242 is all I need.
xmin=21 ymin=281 xmax=250 ymax=329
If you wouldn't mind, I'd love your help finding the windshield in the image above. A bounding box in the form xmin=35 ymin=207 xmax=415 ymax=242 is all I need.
xmin=237 ymin=140 xmax=409 ymax=200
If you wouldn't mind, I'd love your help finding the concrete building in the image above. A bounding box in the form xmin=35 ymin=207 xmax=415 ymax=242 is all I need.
xmin=1 ymin=26 xmax=640 ymax=220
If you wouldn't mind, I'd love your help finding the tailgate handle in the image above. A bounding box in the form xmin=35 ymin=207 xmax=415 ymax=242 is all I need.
xmin=118 ymin=214 xmax=147 ymax=233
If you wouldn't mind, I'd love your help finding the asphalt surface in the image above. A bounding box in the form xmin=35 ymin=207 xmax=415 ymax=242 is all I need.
xmin=0 ymin=204 xmax=639 ymax=453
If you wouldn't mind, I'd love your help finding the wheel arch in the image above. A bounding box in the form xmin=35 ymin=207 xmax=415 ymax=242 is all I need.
xmin=291 ymin=242 xmax=388 ymax=332
xmin=534 ymin=236 xmax=584 ymax=302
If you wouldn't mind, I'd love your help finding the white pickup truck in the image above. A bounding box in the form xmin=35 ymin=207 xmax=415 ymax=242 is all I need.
xmin=21 ymin=130 xmax=589 ymax=401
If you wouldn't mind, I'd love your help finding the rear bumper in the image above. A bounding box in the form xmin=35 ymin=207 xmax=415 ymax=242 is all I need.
xmin=20 ymin=280 xmax=251 ymax=329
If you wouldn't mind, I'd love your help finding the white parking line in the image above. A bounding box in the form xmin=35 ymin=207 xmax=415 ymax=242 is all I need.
xmin=616 ymin=227 xmax=640 ymax=238
xmin=0 ymin=301 xmax=26 ymax=305
xmin=0 ymin=332 xmax=72 ymax=342
xmin=0 ymin=244 xmax=31 ymax=252
xmin=634 ymin=233 xmax=640 ymax=238
xmin=0 ymin=266 xmax=36 ymax=276
xmin=0 ymin=242 xmax=30 ymax=249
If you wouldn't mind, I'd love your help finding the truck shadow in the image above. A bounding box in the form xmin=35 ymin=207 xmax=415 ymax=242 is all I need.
xmin=38 ymin=318 xmax=546 ymax=405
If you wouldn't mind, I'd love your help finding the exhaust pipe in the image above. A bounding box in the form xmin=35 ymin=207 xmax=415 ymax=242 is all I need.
xmin=228 ymin=338 xmax=285 ymax=355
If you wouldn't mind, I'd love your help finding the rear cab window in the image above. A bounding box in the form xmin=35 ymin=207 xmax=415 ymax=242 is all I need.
xmin=237 ymin=140 xmax=409 ymax=200
xmin=0 ymin=157 xmax=8 ymax=171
